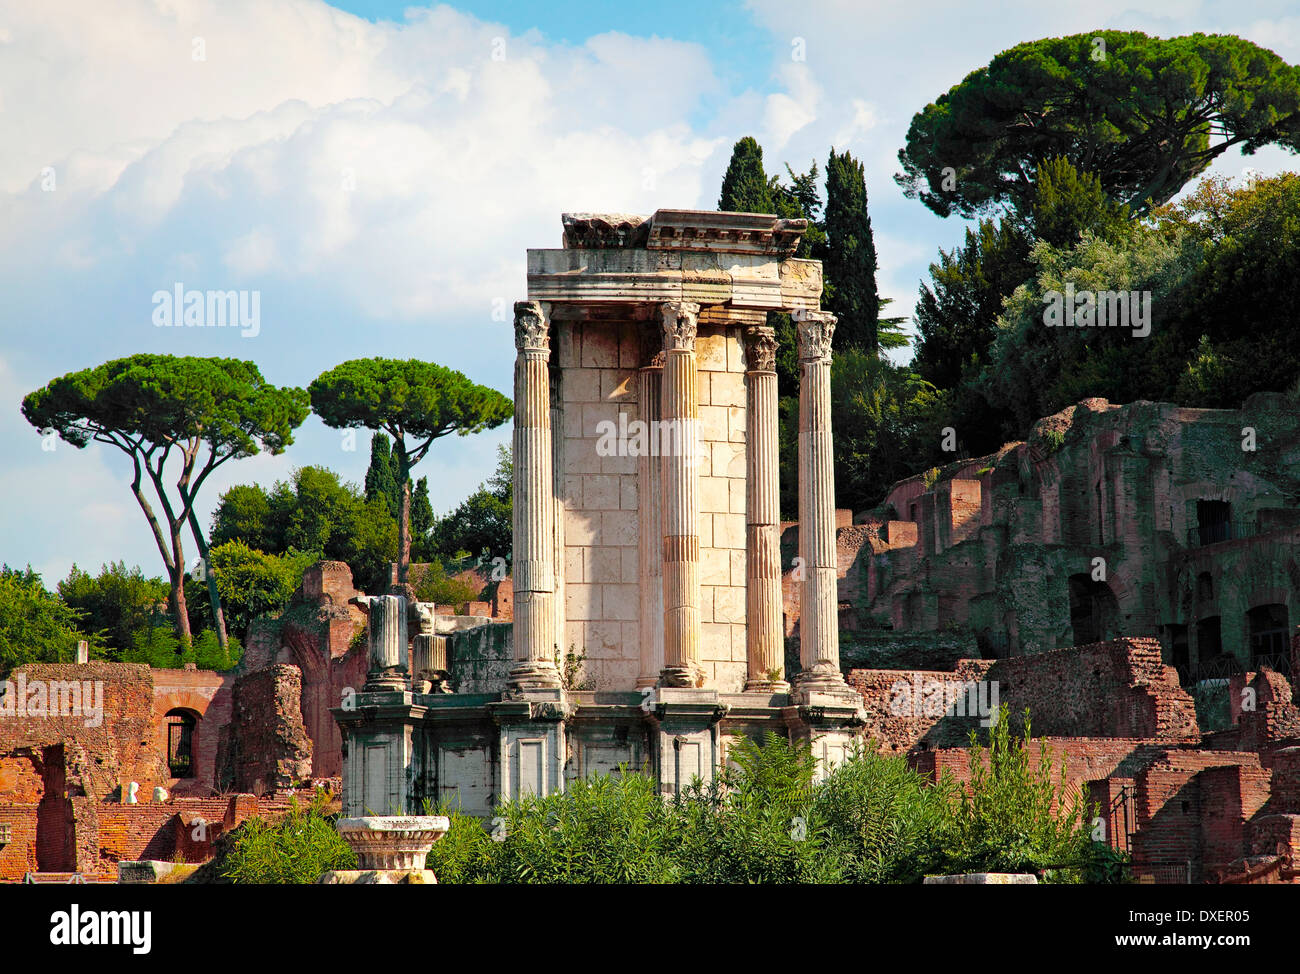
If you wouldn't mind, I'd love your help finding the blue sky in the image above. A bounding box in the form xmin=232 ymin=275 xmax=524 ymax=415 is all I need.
xmin=2 ymin=0 xmax=1299 ymax=588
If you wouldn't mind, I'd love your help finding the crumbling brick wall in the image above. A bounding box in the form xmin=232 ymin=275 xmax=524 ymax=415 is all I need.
xmin=217 ymin=664 xmax=313 ymax=795
xmin=850 ymin=637 xmax=1198 ymax=755
xmin=987 ymin=638 xmax=1199 ymax=740
xmin=0 ymin=663 xmax=168 ymax=798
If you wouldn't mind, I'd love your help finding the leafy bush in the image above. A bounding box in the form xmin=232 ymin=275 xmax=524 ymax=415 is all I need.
xmin=814 ymin=741 xmax=955 ymax=883
xmin=411 ymin=560 xmax=479 ymax=610
xmin=947 ymin=707 xmax=1093 ymax=879
xmin=422 ymin=806 xmax=498 ymax=884
xmin=489 ymin=771 xmax=680 ymax=883
xmin=673 ymin=733 xmax=837 ymax=883
xmin=208 ymin=540 xmax=316 ymax=640
xmin=221 ymin=793 xmax=354 ymax=884
xmin=122 ymin=625 xmax=242 ymax=671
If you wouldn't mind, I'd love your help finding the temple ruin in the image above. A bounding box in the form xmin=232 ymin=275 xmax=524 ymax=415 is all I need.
xmin=3 ymin=208 xmax=1299 ymax=883
xmin=334 ymin=209 xmax=867 ymax=815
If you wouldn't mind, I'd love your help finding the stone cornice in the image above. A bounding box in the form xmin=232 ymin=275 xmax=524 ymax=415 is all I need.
xmin=526 ymin=251 xmax=823 ymax=312
xmin=560 ymin=209 xmax=807 ymax=257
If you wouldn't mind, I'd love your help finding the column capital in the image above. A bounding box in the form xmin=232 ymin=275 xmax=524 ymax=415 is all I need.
xmin=659 ymin=301 xmax=699 ymax=352
xmin=794 ymin=309 xmax=836 ymax=363
xmin=744 ymin=324 xmax=778 ymax=373
xmin=514 ymin=300 xmax=550 ymax=352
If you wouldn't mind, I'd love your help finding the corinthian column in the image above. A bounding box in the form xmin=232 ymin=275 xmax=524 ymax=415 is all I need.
xmin=794 ymin=309 xmax=846 ymax=691
xmin=659 ymin=301 xmax=703 ymax=688
xmin=510 ymin=300 xmax=561 ymax=691
xmin=744 ymin=324 xmax=786 ymax=692
xmin=637 ymin=325 xmax=665 ymax=688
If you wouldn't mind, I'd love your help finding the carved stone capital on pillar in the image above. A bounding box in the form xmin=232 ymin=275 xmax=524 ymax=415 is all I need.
xmin=514 ymin=300 xmax=550 ymax=352
xmin=794 ymin=309 xmax=836 ymax=363
xmin=660 ymin=301 xmax=699 ymax=351
xmin=744 ymin=325 xmax=778 ymax=373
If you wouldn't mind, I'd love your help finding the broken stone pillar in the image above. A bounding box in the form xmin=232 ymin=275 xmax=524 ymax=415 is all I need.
xmin=744 ymin=324 xmax=786 ymax=692
xmin=351 ymin=595 xmax=409 ymax=691
xmin=659 ymin=300 xmax=703 ymax=688
xmin=409 ymin=602 xmax=449 ymax=693
xmin=794 ymin=309 xmax=847 ymax=692
xmin=637 ymin=327 xmax=665 ymax=688
xmin=76 ymin=640 xmax=88 ymax=664
xmin=510 ymin=300 xmax=561 ymax=691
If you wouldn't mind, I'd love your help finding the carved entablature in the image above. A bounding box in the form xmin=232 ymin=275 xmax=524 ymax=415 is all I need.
xmin=744 ymin=325 xmax=778 ymax=373
xmin=514 ymin=300 xmax=550 ymax=352
xmin=794 ymin=309 xmax=836 ymax=363
xmin=659 ymin=301 xmax=699 ymax=352
xmin=561 ymin=213 xmax=651 ymax=249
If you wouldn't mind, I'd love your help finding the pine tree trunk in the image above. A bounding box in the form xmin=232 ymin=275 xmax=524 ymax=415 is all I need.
xmin=187 ymin=507 xmax=228 ymax=654
xmin=170 ymin=563 xmax=193 ymax=645
xmin=399 ymin=478 xmax=411 ymax=583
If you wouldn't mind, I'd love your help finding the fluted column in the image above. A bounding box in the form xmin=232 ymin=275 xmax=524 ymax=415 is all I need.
xmin=351 ymin=595 xmax=409 ymax=691
xmin=794 ymin=309 xmax=846 ymax=690
xmin=510 ymin=300 xmax=561 ymax=690
xmin=637 ymin=326 xmax=665 ymax=688
xmin=659 ymin=301 xmax=703 ymax=688
xmin=744 ymin=325 xmax=786 ymax=691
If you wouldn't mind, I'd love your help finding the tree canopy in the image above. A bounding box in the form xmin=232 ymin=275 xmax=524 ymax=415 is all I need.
xmin=897 ymin=31 xmax=1300 ymax=218
xmin=308 ymin=358 xmax=512 ymax=583
xmin=22 ymin=355 xmax=309 ymax=646
xmin=210 ymin=465 xmax=398 ymax=593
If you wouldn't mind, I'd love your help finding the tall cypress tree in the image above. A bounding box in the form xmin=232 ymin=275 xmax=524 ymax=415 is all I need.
xmin=364 ymin=432 xmax=401 ymax=520
xmin=719 ymin=137 xmax=773 ymax=213
xmin=410 ymin=476 xmax=435 ymax=563
xmin=824 ymin=149 xmax=881 ymax=355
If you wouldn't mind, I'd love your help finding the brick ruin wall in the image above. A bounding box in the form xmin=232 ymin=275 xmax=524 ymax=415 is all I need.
xmin=0 ymin=658 xmax=318 ymax=881
xmin=849 ymin=637 xmax=1200 ymax=755
xmin=217 ymin=664 xmax=313 ymax=795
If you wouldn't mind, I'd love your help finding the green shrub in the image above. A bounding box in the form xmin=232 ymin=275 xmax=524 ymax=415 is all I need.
xmin=814 ymin=741 xmax=955 ymax=883
xmin=488 ymin=770 xmax=679 ymax=883
xmin=947 ymin=706 xmax=1093 ymax=880
xmin=411 ymin=560 xmax=479 ymax=611
xmin=422 ymin=806 xmax=497 ymax=884
xmin=222 ymin=793 xmax=354 ymax=884
xmin=674 ymin=734 xmax=837 ymax=883
xmin=121 ymin=625 xmax=242 ymax=671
